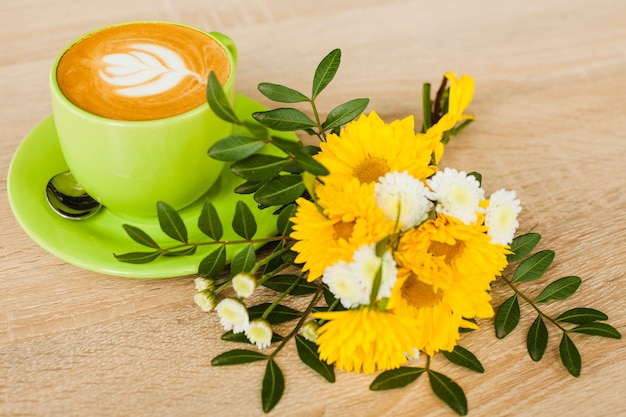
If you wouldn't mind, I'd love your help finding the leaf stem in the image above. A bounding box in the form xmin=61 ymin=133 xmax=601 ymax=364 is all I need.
xmin=261 ymin=273 xmax=304 ymax=320
xmin=499 ymin=274 xmax=567 ymax=332
xmin=269 ymin=279 xmax=324 ymax=359
xmin=309 ymin=99 xmax=326 ymax=142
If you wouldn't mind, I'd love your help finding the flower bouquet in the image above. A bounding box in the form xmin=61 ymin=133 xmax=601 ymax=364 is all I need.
xmin=115 ymin=49 xmax=620 ymax=415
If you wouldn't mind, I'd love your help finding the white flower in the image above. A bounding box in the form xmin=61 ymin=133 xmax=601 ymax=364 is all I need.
xmin=215 ymin=298 xmax=249 ymax=334
xmin=322 ymin=244 xmax=398 ymax=308
xmin=194 ymin=277 xmax=214 ymax=292
xmin=193 ymin=290 xmax=217 ymax=312
xmin=245 ymin=319 xmax=273 ymax=349
xmin=232 ymin=273 xmax=257 ymax=298
xmin=485 ymin=189 xmax=522 ymax=245
xmin=300 ymin=321 xmax=319 ymax=342
xmin=427 ymin=167 xmax=485 ymax=224
xmin=374 ymin=171 xmax=434 ymax=230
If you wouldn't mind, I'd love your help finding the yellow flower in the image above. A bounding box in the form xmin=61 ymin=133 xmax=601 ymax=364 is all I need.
xmin=315 ymin=111 xmax=437 ymax=188
xmin=290 ymin=178 xmax=395 ymax=280
xmin=389 ymin=214 xmax=509 ymax=355
xmin=425 ymin=72 xmax=475 ymax=163
xmin=314 ymin=308 xmax=421 ymax=374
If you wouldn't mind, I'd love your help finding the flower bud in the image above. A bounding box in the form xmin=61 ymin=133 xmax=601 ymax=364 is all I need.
xmin=232 ymin=272 xmax=257 ymax=298
xmin=246 ymin=319 xmax=273 ymax=349
xmin=194 ymin=289 xmax=217 ymax=312
xmin=300 ymin=320 xmax=319 ymax=342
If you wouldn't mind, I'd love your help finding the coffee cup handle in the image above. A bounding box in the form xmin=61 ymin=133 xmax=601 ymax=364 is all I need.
xmin=210 ymin=32 xmax=238 ymax=64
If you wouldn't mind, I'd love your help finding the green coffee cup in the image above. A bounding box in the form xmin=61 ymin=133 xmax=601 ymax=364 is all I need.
xmin=50 ymin=21 xmax=237 ymax=218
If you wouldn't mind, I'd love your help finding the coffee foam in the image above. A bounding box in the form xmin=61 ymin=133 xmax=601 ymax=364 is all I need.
xmin=56 ymin=22 xmax=230 ymax=121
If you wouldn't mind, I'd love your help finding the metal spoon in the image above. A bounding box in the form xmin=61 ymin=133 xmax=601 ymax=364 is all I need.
xmin=46 ymin=171 xmax=102 ymax=219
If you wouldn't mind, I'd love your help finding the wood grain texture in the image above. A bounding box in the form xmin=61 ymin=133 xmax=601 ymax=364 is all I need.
xmin=1 ymin=0 xmax=625 ymax=416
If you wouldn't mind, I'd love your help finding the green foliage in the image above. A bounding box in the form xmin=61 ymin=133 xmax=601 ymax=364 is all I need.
xmin=428 ymin=370 xmax=468 ymax=416
xmin=262 ymin=359 xmax=285 ymax=413
xmin=370 ymin=367 xmax=426 ymax=390
xmin=494 ymin=294 xmax=520 ymax=339
xmin=157 ymin=201 xmax=188 ymax=243
xmin=206 ymin=71 xmax=239 ymax=124
xmin=512 ymin=249 xmax=555 ymax=283
xmin=527 ymin=316 xmax=548 ymax=361
xmin=441 ymin=345 xmax=484 ymax=373
xmin=295 ymin=335 xmax=335 ymax=382
xmin=507 ymin=232 xmax=541 ymax=262
xmin=211 ymin=349 xmax=267 ymax=366
xmin=534 ymin=276 xmax=581 ymax=303
xmin=312 ymin=48 xmax=341 ymax=99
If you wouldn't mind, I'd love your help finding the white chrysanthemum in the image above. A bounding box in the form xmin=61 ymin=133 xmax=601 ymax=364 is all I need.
xmin=300 ymin=320 xmax=319 ymax=342
xmin=216 ymin=298 xmax=249 ymax=334
xmin=193 ymin=289 xmax=217 ymax=312
xmin=232 ymin=272 xmax=257 ymax=298
xmin=374 ymin=171 xmax=434 ymax=230
xmin=322 ymin=244 xmax=398 ymax=308
xmin=427 ymin=167 xmax=485 ymax=224
xmin=351 ymin=244 xmax=397 ymax=301
xmin=194 ymin=277 xmax=214 ymax=292
xmin=246 ymin=319 xmax=273 ymax=349
xmin=323 ymin=260 xmax=364 ymax=308
xmin=485 ymin=189 xmax=522 ymax=245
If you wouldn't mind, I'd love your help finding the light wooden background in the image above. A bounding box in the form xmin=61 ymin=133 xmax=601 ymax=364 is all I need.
xmin=1 ymin=1 xmax=625 ymax=416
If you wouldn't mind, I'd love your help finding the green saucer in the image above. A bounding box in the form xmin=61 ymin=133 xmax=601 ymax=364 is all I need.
xmin=8 ymin=94 xmax=290 ymax=278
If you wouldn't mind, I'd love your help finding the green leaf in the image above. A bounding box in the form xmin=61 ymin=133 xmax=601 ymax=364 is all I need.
xmin=428 ymin=370 xmax=468 ymax=416
xmin=441 ymin=345 xmax=484 ymax=373
xmin=157 ymin=201 xmax=188 ymax=243
xmin=559 ymin=333 xmax=581 ymax=377
xmin=121 ymin=224 xmax=160 ymax=249
xmin=211 ymin=349 xmax=267 ymax=366
xmin=230 ymin=244 xmax=256 ymax=275
xmin=534 ymin=276 xmax=582 ymax=303
xmin=507 ymin=233 xmax=542 ymax=262
xmin=232 ymin=201 xmax=257 ymax=240
xmin=206 ymin=71 xmax=239 ymax=124
xmin=208 ymin=134 xmax=266 ymax=161
xmin=295 ymin=335 xmax=335 ymax=382
xmin=252 ymin=108 xmax=316 ymax=132
xmin=163 ymin=246 xmax=197 ymax=256
xmin=369 ymin=367 xmax=426 ymax=390
xmin=276 ymin=204 xmax=297 ymax=235
xmin=262 ymin=275 xmax=318 ymax=296
xmin=222 ymin=330 xmax=283 ymax=344
xmin=248 ymin=303 xmax=301 ymax=325
xmin=263 ymin=241 xmax=287 ymax=275
xmin=569 ymin=323 xmax=621 ymax=339
xmin=197 ymin=246 xmax=227 ymax=278
xmin=268 ymin=136 xmax=304 ymax=155
xmin=242 ymin=120 xmax=270 ymax=140
xmin=113 ymin=251 xmax=161 ymax=264
xmin=321 ymin=98 xmax=369 ymax=130
xmin=512 ymin=250 xmax=555 ymax=283
xmin=198 ymin=200 xmax=223 ymax=241
xmin=293 ymin=150 xmax=329 ymax=176
xmin=556 ymin=308 xmax=608 ymax=324
xmin=312 ymin=49 xmax=341 ymax=99
xmin=234 ymin=180 xmax=264 ymax=195
xmin=262 ymin=359 xmax=285 ymax=413
xmin=230 ymin=154 xmax=290 ymax=181
xmin=258 ymin=82 xmax=309 ymax=103
xmin=495 ymin=295 xmax=520 ymax=339
xmin=527 ymin=316 xmax=548 ymax=361
xmin=254 ymin=175 xmax=305 ymax=207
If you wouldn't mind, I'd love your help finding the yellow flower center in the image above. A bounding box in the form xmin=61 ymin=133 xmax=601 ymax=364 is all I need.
xmin=333 ymin=220 xmax=355 ymax=241
xmin=401 ymin=273 xmax=443 ymax=308
xmin=428 ymin=240 xmax=466 ymax=265
xmin=353 ymin=157 xmax=389 ymax=184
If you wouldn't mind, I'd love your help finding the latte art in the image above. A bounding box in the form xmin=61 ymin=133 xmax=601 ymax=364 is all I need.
xmin=99 ymin=43 xmax=202 ymax=97
xmin=56 ymin=22 xmax=231 ymax=121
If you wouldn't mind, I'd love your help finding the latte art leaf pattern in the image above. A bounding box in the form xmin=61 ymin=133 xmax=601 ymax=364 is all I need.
xmin=98 ymin=43 xmax=203 ymax=97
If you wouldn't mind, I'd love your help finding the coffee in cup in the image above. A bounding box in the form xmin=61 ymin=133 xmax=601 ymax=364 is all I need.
xmin=51 ymin=21 xmax=237 ymax=218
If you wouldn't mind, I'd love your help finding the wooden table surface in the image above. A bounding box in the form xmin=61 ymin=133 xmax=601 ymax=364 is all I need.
xmin=1 ymin=1 xmax=625 ymax=416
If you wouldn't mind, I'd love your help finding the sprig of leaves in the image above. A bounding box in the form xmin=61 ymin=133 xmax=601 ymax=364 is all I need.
xmin=494 ymin=232 xmax=621 ymax=377
xmin=207 ymin=49 xmax=369 ymax=209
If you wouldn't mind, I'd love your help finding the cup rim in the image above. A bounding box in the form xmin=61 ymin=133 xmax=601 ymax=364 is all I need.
xmin=50 ymin=20 xmax=236 ymax=124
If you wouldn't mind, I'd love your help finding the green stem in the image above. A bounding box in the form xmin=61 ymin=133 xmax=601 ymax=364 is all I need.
xmin=422 ymin=82 xmax=432 ymax=132
xmin=251 ymin=240 xmax=293 ymax=275
xmin=270 ymin=280 xmax=324 ymax=359
xmin=261 ymin=273 xmax=304 ymax=320
xmin=499 ymin=274 xmax=568 ymax=332
xmin=309 ymin=99 xmax=326 ymax=142
xmin=159 ymin=235 xmax=289 ymax=255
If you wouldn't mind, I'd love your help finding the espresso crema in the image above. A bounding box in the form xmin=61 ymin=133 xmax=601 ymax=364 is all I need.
xmin=56 ymin=22 xmax=230 ymax=121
